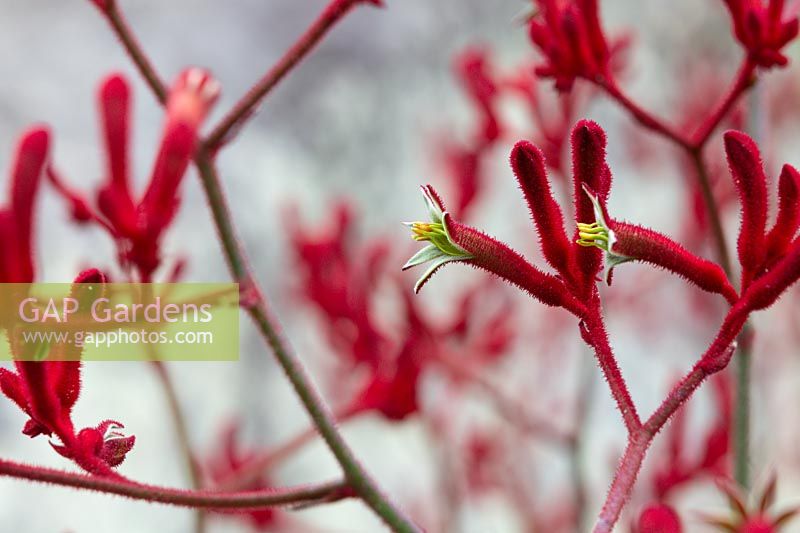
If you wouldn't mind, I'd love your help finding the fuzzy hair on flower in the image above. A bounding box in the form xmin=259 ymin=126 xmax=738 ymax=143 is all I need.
xmin=0 ymin=269 xmax=135 ymax=477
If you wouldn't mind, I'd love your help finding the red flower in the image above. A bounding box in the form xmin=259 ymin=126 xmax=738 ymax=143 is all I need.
xmin=721 ymin=131 xmax=800 ymax=306
xmin=0 ymin=127 xmax=50 ymax=283
xmin=527 ymin=0 xmax=613 ymax=90
xmin=511 ymin=140 xmax=576 ymax=282
xmin=50 ymin=69 xmax=220 ymax=281
xmin=404 ymin=183 xmax=585 ymax=315
xmin=287 ymin=201 xmax=389 ymax=369
xmin=721 ymin=0 xmax=799 ymax=68
xmin=580 ymin=215 xmax=738 ymax=303
xmin=0 ymin=269 xmax=135 ymax=477
xmin=289 ymin=204 xmax=425 ymax=420
xmin=724 ymin=131 xmax=769 ymax=289
xmin=408 ymin=120 xmax=738 ymax=315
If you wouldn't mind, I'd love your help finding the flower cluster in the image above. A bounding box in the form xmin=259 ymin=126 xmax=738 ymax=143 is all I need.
xmin=405 ymin=117 xmax=800 ymax=530
xmin=49 ymin=69 xmax=220 ymax=281
xmin=721 ymin=0 xmax=799 ymax=68
xmin=0 ymin=269 xmax=135 ymax=476
xmin=527 ymin=0 xmax=613 ymax=90
xmin=405 ymin=120 xmax=738 ymax=316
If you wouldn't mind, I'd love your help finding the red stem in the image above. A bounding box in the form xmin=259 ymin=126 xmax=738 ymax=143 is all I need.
xmin=596 ymin=78 xmax=691 ymax=150
xmin=597 ymin=56 xmax=756 ymax=153
xmin=592 ymin=304 xmax=748 ymax=532
xmin=588 ymin=57 xmax=761 ymax=530
xmin=0 ymin=457 xmax=349 ymax=510
xmin=690 ymin=58 xmax=757 ymax=148
xmin=204 ymin=0 xmax=370 ymax=150
xmin=583 ymin=302 xmax=642 ymax=435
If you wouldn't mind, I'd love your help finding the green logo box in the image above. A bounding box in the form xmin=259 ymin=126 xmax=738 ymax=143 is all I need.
xmin=0 ymin=283 xmax=239 ymax=361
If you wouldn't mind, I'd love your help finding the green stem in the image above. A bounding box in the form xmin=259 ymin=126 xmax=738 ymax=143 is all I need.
xmin=733 ymin=80 xmax=765 ymax=490
xmin=734 ymin=324 xmax=752 ymax=488
xmin=691 ymin=147 xmax=751 ymax=489
xmin=104 ymin=0 xmax=168 ymax=105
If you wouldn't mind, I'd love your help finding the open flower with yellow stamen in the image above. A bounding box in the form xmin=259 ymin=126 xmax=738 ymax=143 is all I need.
xmin=403 ymin=183 xmax=585 ymax=315
xmin=575 ymin=184 xmax=632 ymax=284
xmin=576 ymin=185 xmax=738 ymax=303
xmin=403 ymin=185 xmax=473 ymax=293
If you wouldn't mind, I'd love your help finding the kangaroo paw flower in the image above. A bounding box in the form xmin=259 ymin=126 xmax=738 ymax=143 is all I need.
xmin=578 ymin=186 xmax=737 ymax=302
xmin=721 ymin=0 xmax=799 ymax=68
xmin=403 ymin=185 xmax=474 ymax=293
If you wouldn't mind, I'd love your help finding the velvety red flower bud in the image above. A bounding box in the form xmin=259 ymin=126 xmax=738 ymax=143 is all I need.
xmin=764 ymin=164 xmax=800 ymax=266
xmin=601 ymin=221 xmax=738 ymax=303
xmin=724 ymin=130 xmax=769 ymax=289
xmin=510 ymin=140 xmax=575 ymax=281
xmin=721 ymin=0 xmax=799 ymax=68
xmin=0 ymin=127 xmax=50 ymax=283
xmin=741 ymin=238 xmax=800 ymax=311
xmin=528 ymin=0 xmax=612 ymax=90
xmin=96 ymin=73 xmax=137 ymax=237
xmin=445 ymin=217 xmax=585 ymax=315
xmin=571 ymin=120 xmax=611 ymax=293
xmin=638 ymin=503 xmax=682 ymax=533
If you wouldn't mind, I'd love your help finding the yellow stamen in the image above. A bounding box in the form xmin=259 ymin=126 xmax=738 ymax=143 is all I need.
xmin=576 ymin=222 xmax=611 ymax=250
